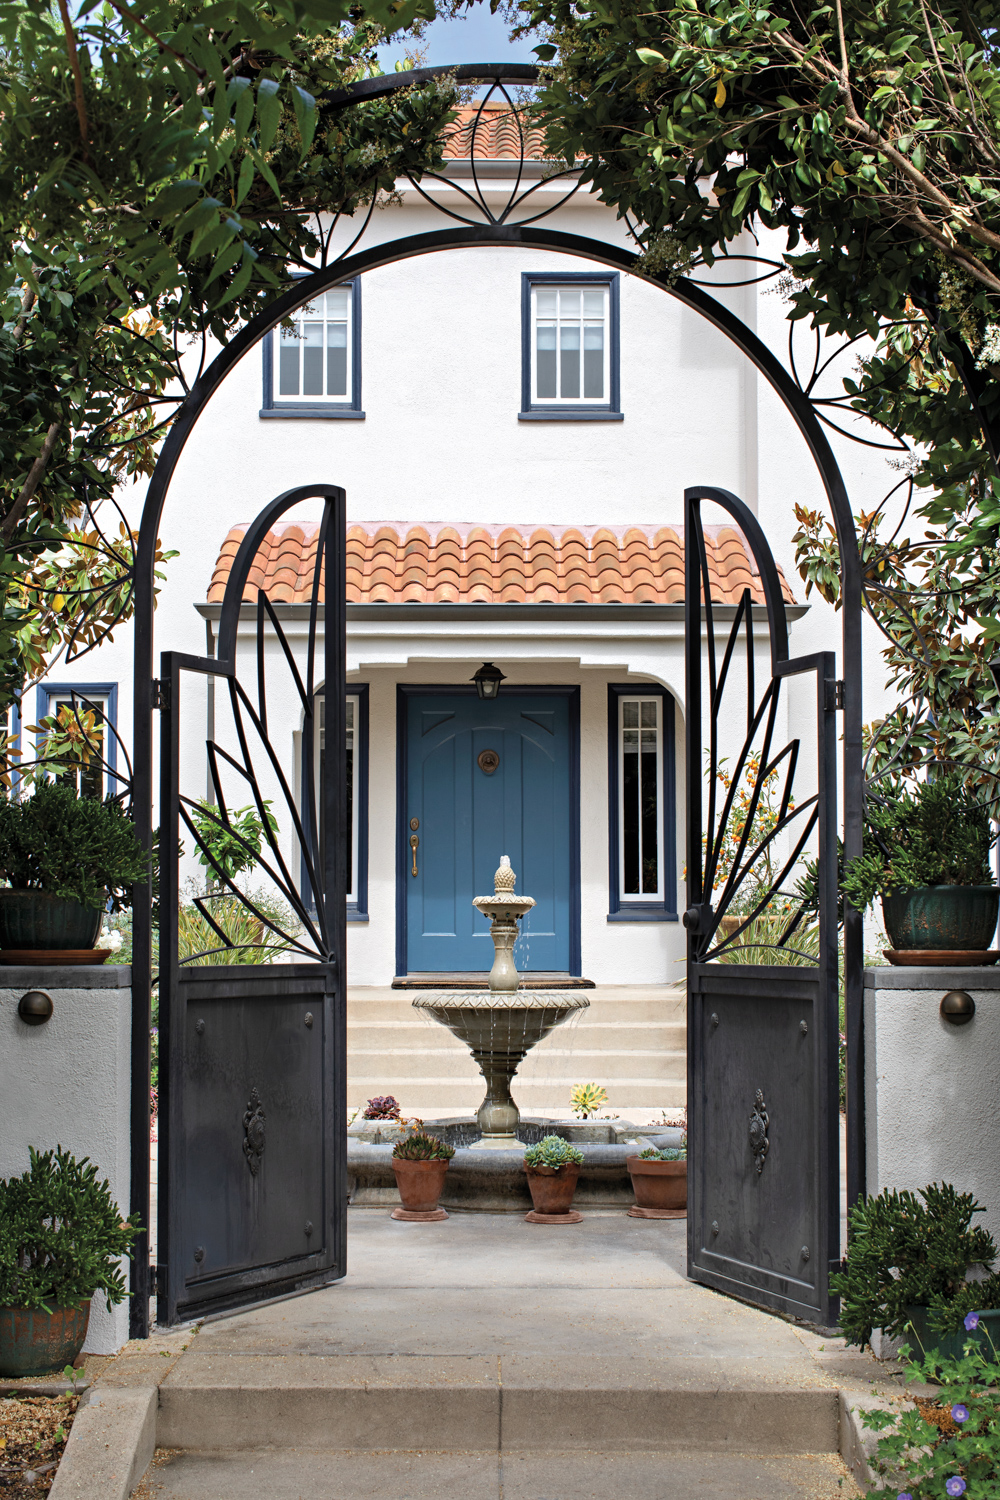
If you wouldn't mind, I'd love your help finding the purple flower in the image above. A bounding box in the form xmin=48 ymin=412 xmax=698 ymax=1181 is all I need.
xmin=897 ymin=1493 xmax=913 ymax=1500
xmin=965 ymin=1312 xmax=980 ymax=1331
xmin=946 ymin=1479 xmax=967 ymax=1497
xmin=952 ymin=1404 xmax=970 ymax=1424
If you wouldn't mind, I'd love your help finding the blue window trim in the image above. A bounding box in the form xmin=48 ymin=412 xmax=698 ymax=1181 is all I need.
xmin=299 ymin=684 xmax=369 ymax=921
xmin=607 ymin=683 xmax=678 ymax=922
xmin=395 ymin=684 xmax=582 ymax=977
xmin=261 ymin=274 xmax=365 ymax=419
xmin=36 ymin=682 xmax=120 ymax=794
xmin=520 ymin=271 xmax=622 ymax=422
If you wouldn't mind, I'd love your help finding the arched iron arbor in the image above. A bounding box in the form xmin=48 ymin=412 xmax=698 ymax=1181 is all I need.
xmin=123 ymin=64 xmax=864 ymax=1334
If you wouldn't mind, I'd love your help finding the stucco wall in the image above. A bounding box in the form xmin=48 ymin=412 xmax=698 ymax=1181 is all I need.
xmin=0 ymin=968 xmax=132 ymax=1355
xmin=865 ymin=968 xmax=1000 ymax=1250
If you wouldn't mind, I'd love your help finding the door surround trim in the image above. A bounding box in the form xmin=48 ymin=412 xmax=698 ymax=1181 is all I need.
xmin=395 ymin=684 xmax=582 ymax=977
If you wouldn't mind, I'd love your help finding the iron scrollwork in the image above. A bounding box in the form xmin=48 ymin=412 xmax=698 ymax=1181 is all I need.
xmin=749 ymin=1089 xmax=770 ymax=1175
xmin=243 ymin=1088 xmax=266 ymax=1176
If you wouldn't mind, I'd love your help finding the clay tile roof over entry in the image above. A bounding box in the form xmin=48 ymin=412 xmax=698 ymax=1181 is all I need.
xmin=207 ymin=522 xmax=797 ymax=608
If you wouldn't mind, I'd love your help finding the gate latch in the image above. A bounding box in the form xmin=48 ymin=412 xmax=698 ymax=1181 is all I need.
xmin=152 ymin=678 xmax=171 ymax=712
xmin=824 ymin=679 xmax=844 ymax=712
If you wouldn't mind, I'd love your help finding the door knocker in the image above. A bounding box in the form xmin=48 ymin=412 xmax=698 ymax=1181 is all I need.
xmin=243 ymin=1087 xmax=266 ymax=1176
xmin=478 ymin=749 xmax=499 ymax=775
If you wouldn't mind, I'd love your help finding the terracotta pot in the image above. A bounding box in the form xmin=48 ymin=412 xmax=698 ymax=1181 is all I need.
xmin=627 ymin=1156 xmax=687 ymax=1218
xmin=524 ymin=1162 xmax=580 ymax=1216
xmin=391 ymin=1157 xmax=450 ymax=1215
xmin=0 ymin=1299 xmax=91 ymax=1377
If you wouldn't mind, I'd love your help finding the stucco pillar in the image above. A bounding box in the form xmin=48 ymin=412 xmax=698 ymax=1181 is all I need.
xmin=0 ymin=965 xmax=133 ymax=1355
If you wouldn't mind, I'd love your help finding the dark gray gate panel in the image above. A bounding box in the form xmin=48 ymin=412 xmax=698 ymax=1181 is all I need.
xmin=688 ymin=964 xmax=835 ymax=1320
xmin=157 ymin=484 xmax=348 ymax=1327
xmin=684 ymin=485 xmax=840 ymax=1326
xmin=176 ymin=965 xmax=340 ymax=1319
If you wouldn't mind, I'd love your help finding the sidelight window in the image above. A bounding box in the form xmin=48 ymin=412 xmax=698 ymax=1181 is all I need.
xmin=37 ymin=683 xmax=117 ymax=800
xmin=607 ymin=685 xmax=677 ymax=921
xmin=305 ymin=687 xmax=368 ymax=917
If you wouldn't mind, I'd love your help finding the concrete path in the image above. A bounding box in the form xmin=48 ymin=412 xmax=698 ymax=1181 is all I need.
xmin=122 ymin=1209 xmax=897 ymax=1498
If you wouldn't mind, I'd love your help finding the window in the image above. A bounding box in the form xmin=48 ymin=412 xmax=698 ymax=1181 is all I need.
xmin=36 ymin=683 xmax=118 ymax=800
xmin=303 ymin=686 xmax=368 ymax=918
xmin=607 ymin=685 xmax=677 ymax=921
xmin=261 ymin=277 xmax=364 ymax=419
xmin=521 ymin=272 xmax=622 ymax=421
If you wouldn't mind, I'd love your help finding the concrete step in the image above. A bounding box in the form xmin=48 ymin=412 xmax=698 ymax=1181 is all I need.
xmin=144 ymin=1446 xmax=859 ymax=1498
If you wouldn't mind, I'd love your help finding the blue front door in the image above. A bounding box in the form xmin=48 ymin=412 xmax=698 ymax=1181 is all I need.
xmin=405 ymin=692 xmax=574 ymax=972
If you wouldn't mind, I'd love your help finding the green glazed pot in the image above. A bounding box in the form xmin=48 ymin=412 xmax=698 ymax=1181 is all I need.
xmin=902 ymin=1304 xmax=1000 ymax=1362
xmin=0 ymin=1300 xmax=91 ymax=1377
xmin=881 ymin=885 xmax=999 ymax=952
xmin=0 ymin=889 xmax=102 ymax=950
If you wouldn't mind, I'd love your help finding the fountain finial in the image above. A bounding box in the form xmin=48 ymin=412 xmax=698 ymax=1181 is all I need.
xmin=494 ymin=856 xmax=516 ymax=895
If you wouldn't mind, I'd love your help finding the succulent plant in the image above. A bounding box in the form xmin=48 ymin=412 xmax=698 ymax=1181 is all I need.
xmin=364 ymin=1095 xmax=402 ymax=1120
xmin=523 ymin=1134 xmax=585 ymax=1169
xmin=392 ymin=1133 xmax=455 ymax=1162
xmin=570 ymin=1083 xmax=608 ymax=1119
xmin=639 ymin=1146 xmax=687 ymax=1161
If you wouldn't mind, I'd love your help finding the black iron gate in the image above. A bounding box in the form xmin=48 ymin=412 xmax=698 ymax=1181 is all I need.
xmin=157 ymin=484 xmax=347 ymax=1325
xmin=684 ymin=485 xmax=840 ymax=1325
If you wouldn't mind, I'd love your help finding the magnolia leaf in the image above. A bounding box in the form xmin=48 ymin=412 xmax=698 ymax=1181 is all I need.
xmin=256 ymin=77 xmax=282 ymax=154
xmin=714 ymin=79 xmax=726 ymax=107
xmin=636 ymin=48 xmax=666 ymax=64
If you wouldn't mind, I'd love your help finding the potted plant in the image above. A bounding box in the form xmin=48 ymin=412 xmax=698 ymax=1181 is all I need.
xmin=627 ymin=1139 xmax=687 ymax=1219
xmin=832 ymin=1182 xmax=1000 ymax=1360
xmin=0 ymin=1147 xmax=137 ymax=1377
xmin=390 ymin=1132 xmax=455 ymax=1221
xmin=0 ymin=784 xmax=147 ymax=962
xmin=842 ymin=773 xmax=999 ymax=963
xmin=522 ymin=1134 xmax=585 ymax=1224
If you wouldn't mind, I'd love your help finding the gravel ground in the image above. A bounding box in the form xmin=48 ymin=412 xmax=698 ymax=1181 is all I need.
xmin=0 ymin=1394 xmax=79 ymax=1496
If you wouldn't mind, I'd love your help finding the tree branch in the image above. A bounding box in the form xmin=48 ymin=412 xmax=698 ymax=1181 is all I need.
xmin=3 ymin=424 xmax=62 ymax=545
xmin=56 ymin=0 xmax=90 ymax=162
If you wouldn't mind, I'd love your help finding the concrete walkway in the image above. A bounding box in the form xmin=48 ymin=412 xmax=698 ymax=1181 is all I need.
xmin=120 ymin=1209 xmax=899 ymax=1499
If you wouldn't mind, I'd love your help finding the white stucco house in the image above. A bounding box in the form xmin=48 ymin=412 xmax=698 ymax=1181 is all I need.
xmin=37 ymin=101 xmax=895 ymax=1112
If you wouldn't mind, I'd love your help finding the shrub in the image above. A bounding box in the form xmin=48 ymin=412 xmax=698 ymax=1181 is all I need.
xmin=570 ymin=1083 xmax=608 ymax=1118
xmin=523 ymin=1135 xmax=585 ymax=1169
xmin=0 ymin=1148 xmax=138 ymax=1312
xmin=0 ymin=784 xmax=147 ymax=911
xmin=392 ymin=1133 xmax=455 ymax=1162
xmin=832 ymin=1183 xmax=1000 ymax=1346
xmin=190 ymin=799 xmax=277 ymax=884
xmin=176 ymin=890 xmax=295 ymax=966
xmin=364 ymin=1096 xmax=402 ymax=1121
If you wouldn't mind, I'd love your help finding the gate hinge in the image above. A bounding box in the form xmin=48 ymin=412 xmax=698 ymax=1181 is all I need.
xmin=152 ymin=678 xmax=171 ymax=712
xmin=151 ymin=1261 xmax=165 ymax=1297
xmin=825 ymin=679 xmax=844 ymax=712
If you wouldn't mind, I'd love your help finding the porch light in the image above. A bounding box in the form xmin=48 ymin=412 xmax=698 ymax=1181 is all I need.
xmin=472 ymin=662 xmax=506 ymax=700
xmin=990 ymin=653 xmax=1000 ymax=700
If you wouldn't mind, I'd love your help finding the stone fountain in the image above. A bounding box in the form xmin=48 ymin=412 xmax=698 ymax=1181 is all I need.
xmin=411 ymin=857 xmax=589 ymax=1146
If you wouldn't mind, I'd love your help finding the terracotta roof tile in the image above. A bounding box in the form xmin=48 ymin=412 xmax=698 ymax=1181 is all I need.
xmin=441 ymin=104 xmax=548 ymax=162
xmin=206 ymin=522 xmax=797 ymax=607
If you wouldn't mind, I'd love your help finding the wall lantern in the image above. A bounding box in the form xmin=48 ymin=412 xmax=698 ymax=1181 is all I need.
xmin=472 ymin=662 xmax=506 ymax=701
xmin=940 ymin=989 xmax=976 ymax=1026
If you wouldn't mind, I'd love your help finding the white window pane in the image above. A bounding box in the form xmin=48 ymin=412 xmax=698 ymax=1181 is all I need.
xmin=640 ymin=701 xmax=657 ymax=727
xmin=346 ymin=699 xmax=354 ymax=730
xmin=327 ymin=322 xmax=348 ymax=397
xmin=278 ymin=324 xmax=300 ymax=396
xmin=536 ymin=324 xmax=557 ymax=399
xmin=326 ymin=289 xmax=350 ymax=317
xmin=623 ymin=702 xmax=638 ymax=727
xmin=583 ymin=324 xmax=604 ymax=400
xmin=560 ymin=324 xmax=580 ymax=398
xmin=583 ymin=289 xmax=605 ymax=316
xmin=536 ymin=288 xmax=557 ymax=317
xmin=303 ymin=321 xmax=324 ymax=396
xmin=559 ymin=290 xmax=581 ymax=317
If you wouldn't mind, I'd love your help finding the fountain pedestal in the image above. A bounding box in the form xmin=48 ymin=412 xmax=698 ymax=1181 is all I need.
xmin=412 ymin=857 xmax=589 ymax=1144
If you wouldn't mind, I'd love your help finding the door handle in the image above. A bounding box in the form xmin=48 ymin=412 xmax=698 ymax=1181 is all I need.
xmin=410 ymin=833 xmax=419 ymax=877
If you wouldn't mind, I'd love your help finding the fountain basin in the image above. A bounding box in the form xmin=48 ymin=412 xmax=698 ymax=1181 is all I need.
xmin=412 ymin=990 xmax=590 ymax=1138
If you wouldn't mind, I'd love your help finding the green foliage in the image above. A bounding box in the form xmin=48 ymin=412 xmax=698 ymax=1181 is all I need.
xmin=190 ymin=799 xmax=277 ymax=883
xmin=0 ymin=783 xmax=146 ymax=910
xmin=861 ymin=1340 xmax=1000 ymax=1495
xmin=392 ymin=1132 xmax=455 ymax=1161
xmin=831 ymin=1184 xmax=1000 ymax=1347
xmin=523 ymin=1134 xmax=585 ymax=1168
xmin=524 ymin=0 xmax=1000 ymax=780
xmin=570 ymin=1082 xmax=608 ymax=1118
xmin=639 ymin=1144 xmax=687 ymax=1160
xmin=0 ymin=1147 xmax=138 ymax=1312
xmin=176 ymin=889 xmax=296 ymax=965
xmin=0 ymin=1 xmax=456 ymax=715
xmin=842 ymin=773 xmax=995 ymax=910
